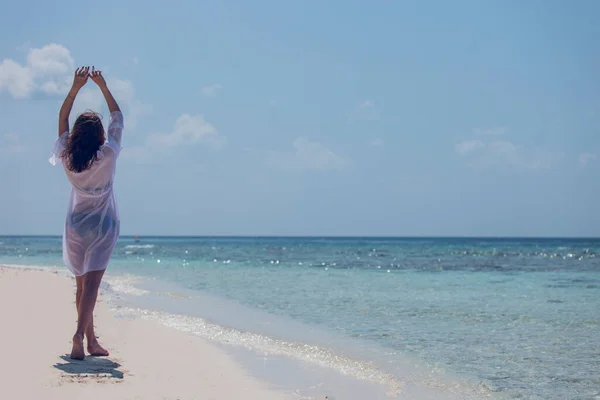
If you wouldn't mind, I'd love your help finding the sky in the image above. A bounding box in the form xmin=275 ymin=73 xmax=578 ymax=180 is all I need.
xmin=0 ymin=0 xmax=599 ymax=237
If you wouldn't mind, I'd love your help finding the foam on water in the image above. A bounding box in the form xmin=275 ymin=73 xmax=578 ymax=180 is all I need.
xmin=104 ymin=274 xmax=150 ymax=296
xmin=116 ymin=306 xmax=403 ymax=396
xmin=124 ymin=244 xmax=155 ymax=249
xmin=110 ymin=304 xmax=496 ymax=400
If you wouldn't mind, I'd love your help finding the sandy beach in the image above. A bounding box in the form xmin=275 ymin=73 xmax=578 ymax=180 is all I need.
xmin=0 ymin=266 xmax=292 ymax=400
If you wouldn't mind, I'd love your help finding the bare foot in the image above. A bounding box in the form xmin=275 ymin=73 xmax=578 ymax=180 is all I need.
xmin=87 ymin=340 xmax=109 ymax=357
xmin=70 ymin=334 xmax=85 ymax=360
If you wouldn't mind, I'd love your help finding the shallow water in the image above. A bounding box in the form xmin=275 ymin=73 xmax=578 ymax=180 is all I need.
xmin=2 ymin=236 xmax=599 ymax=399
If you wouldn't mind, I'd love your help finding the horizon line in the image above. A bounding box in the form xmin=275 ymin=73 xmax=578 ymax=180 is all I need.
xmin=1 ymin=234 xmax=599 ymax=240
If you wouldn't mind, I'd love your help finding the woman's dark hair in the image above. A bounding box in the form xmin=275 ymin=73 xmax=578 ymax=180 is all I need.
xmin=61 ymin=112 xmax=105 ymax=173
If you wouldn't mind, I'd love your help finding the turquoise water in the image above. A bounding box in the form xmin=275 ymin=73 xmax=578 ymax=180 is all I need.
xmin=1 ymin=236 xmax=599 ymax=399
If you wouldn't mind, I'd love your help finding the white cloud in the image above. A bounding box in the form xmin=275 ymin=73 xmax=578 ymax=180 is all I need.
xmin=148 ymin=114 xmax=224 ymax=148
xmin=455 ymin=138 xmax=561 ymax=169
xmin=40 ymin=75 xmax=74 ymax=96
xmin=483 ymin=140 xmax=525 ymax=167
xmin=0 ymin=59 xmax=35 ymax=98
xmin=455 ymin=139 xmax=484 ymax=155
xmin=579 ymin=152 xmax=597 ymax=167
xmin=267 ymin=138 xmax=348 ymax=171
xmin=201 ymin=84 xmax=223 ymax=97
xmin=0 ymin=44 xmax=146 ymax=126
xmin=26 ymin=43 xmax=74 ymax=76
xmin=0 ymin=42 xmax=154 ymax=129
xmin=40 ymin=79 xmax=66 ymax=95
xmin=0 ymin=43 xmax=74 ymax=98
xmin=121 ymin=114 xmax=224 ymax=163
xmin=371 ymin=138 xmax=384 ymax=147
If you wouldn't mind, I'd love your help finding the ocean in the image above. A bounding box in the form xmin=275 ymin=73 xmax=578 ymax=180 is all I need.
xmin=1 ymin=236 xmax=599 ymax=399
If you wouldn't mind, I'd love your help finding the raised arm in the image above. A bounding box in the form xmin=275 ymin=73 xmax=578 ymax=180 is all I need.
xmin=58 ymin=67 xmax=89 ymax=136
xmin=89 ymin=67 xmax=120 ymax=113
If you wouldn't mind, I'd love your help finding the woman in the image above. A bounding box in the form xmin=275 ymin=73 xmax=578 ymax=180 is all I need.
xmin=50 ymin=66 xmax=123 ymax=360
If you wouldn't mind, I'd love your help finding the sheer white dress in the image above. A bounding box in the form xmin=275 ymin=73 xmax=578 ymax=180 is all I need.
xmin=49 ymin=111 xmax=124 ymax=276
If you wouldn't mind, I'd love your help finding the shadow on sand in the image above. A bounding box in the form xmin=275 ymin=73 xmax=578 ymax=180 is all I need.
xmin=54 ymin=355 xmax=124 ymax=379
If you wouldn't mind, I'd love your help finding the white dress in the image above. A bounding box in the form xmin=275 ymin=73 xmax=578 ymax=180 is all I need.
xmin=49 ymin=111 xmax=124 ymax=276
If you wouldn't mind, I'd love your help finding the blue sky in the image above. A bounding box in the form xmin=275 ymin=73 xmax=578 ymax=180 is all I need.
xmin=0 ymin=0 xmax=599 ymax=236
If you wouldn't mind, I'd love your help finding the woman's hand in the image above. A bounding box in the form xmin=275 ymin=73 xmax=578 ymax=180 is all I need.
xmin=60 ymin=67 xmax=89 ymax=135
xmin=90 ymin=66 xmax=120 ymax=112
xmin=89 ymin=67 xmax=107 ymax=89
xmin=71 ymin=66 xmax=89 ymax=91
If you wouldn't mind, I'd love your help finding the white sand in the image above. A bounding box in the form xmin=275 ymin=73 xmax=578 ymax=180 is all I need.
xmin=0 ymin=266 xmax=292 ymax=400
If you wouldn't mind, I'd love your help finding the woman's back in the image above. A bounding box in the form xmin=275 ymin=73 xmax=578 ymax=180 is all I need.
xmin=55 ymin=111 xmax=123 ymax=198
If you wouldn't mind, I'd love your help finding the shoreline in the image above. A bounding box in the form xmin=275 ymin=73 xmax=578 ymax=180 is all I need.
xmin=3 ymin=234 xmax=600 ymax=240
xmin=0 ymin=265 xmax=294 ymax=400
xmin=0 ymin=263 xmax=497 ymax=400
xmin=1 ymin=264 xmax=403 ymax=400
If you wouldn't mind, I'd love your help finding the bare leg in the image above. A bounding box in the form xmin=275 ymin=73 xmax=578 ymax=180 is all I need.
xmin=75 ymin=275 xmax=109 ymax=356
xmin=75 ymin=275 xmax=83 ymax=309
xmin=70 ymin=270 xmax=105 ymax=360
xmin=72 ymin=276 xmax=84 ymax=360
xmin=86 ymin=316 xmax=109 ymax=356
